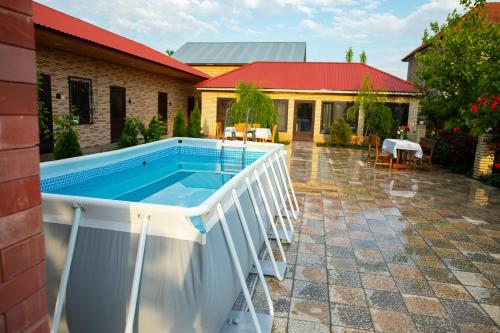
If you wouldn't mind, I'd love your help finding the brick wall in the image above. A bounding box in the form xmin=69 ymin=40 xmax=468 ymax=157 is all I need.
xmin=473 ymin=134 xmax=495 ymax=179
xmin=0 ymin=1 xmax=48 ymax=332
xmin=36 ymin=46 xmax=198 ymax=149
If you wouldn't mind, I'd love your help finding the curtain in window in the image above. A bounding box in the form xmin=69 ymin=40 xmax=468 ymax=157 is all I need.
xmin=321 ymin=102 xmax=334 ymax=134
xmin=273 ymin=100 xmax=288 ymax=131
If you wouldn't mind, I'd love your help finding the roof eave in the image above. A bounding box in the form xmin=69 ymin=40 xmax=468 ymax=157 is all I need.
xmin=197 ymin=87 xmax=417 ymax=96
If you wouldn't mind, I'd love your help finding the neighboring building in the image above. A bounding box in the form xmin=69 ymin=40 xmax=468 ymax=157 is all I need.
xmin=173 ymin=42 xmax=306 ymax=77
xmin=402 ymin=2 xmax=500 ymax=82
xmin=33 ymin=2 xmax=208 ymax=153
xmin=197 ymin=62 xmax=417 ymax=143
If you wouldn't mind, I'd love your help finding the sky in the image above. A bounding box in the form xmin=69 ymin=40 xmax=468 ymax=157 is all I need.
xmin=36 ymin=0 xmax=474 ymax=79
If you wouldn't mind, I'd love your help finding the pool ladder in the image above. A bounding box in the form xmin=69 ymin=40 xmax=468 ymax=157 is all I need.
xmin=221 ymin=106 xmax=255 ymax=172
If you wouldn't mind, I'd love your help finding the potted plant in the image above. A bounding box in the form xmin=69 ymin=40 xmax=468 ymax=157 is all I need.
xmin=397 ymin=125 xmax=410 ymax=140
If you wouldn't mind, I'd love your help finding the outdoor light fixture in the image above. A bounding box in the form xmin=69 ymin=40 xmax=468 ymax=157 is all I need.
xmin=128 ymin=98 xmax=132 ymax=104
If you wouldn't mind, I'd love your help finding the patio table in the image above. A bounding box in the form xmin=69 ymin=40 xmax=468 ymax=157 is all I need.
xmin=382 ymin=139 xmax=423 ymax=169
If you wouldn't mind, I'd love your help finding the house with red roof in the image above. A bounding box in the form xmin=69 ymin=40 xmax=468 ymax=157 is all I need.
xmin=33 ymin=2 xmax=208 ymax=154
xmin=197 ymin=62 xmax=418 ymax=143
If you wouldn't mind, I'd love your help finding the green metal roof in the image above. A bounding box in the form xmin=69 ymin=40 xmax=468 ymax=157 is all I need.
xmin=173 ymin=42 xmax=306 ymax=65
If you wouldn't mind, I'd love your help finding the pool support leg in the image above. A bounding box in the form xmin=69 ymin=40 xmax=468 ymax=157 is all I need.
xmin=268 ymin=160 xmax=294 ymax=234
xmin=245 ymin=176 xmax=287 ymax=281
xmin=125 ymin=214 xmax=150 ymax=333
xmin=51 ymin=204 xmax=82 ymax=333
xmin=274 ymin=153 xmax=298 ymax=220
xmin=279 ymin=150 xmax=299 ymax=215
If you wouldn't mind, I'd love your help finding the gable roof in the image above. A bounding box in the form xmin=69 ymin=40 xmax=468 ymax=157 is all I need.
xmin=32 ymin=2 xmax=209 ymax=80
xmin=197 ymin=62 xmax=415 ymax=94
xmin=173 ymin=42 xmax=306 ymax=65
xmin=402 ymin=2 xmax=500 ymax=62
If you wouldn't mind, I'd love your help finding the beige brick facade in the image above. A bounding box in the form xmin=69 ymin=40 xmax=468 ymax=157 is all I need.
xmin=200 ymin=90 xmax=418 ymax=143
xmin=473 ymin=134 xmax=495 ymax=178
xmin=36 ymin=46 xmax=198 ymax=149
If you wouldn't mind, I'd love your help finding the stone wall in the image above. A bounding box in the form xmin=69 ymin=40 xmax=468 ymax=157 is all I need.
xmin=473 ymin=134 xmax=495 ymax=178
xmin=36 ymin=46 xmax=198 ymax=149
xmin=0 ymin=1 xmax=48 ymax=332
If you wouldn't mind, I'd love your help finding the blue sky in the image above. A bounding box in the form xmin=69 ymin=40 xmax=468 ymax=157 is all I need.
xmin=37 ymin=0 xmax=472 ymax=79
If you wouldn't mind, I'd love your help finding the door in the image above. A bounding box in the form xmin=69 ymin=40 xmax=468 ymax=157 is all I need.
xmin=187 ymin=96 xmax=195 ymax=123
xmin=293 ymin=101 xmax=315 ymax=141
xmin=158 ymin=92 xmax=168 ymax=134
xmin=38 ymin=73 xmax=54 ymax=154
xmin=110 ymin=86 xmax=126 ymax=143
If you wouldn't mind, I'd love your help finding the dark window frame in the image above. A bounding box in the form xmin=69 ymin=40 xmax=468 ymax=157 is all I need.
xmin=216 ymin=98 xmax=236 ymax=123
xmin=68 ymin=76 xmax=94 ymax=125
xmin=273 ymin=99 xmax=289 ymax=132
xmin=320 ymin=101 xmax=335 ymax=134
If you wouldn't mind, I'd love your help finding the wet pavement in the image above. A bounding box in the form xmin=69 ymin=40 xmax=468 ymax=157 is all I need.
xmin=259 ymin=142 xmax=500 ymax=332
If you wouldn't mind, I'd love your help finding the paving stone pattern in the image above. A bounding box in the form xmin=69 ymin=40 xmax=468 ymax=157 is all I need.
xmin=262 ymin=142 xmax=500 ymax=333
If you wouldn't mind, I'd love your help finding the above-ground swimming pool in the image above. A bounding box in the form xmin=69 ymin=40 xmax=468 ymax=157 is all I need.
xmin=41 ymin=138 xmax=299 ymax=333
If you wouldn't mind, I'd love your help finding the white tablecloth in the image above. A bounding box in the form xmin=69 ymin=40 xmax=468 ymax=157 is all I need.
xmin=224 ymin=127 xmax=271 ymax=140
xmin=382 ymin=139 xmax=423 ymax=159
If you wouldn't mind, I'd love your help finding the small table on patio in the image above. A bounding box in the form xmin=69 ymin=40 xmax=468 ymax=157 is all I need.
xmin=382 ymin=139 xmax=423 ymax=169
xmin=224 ymin=127 xmax=272 ymax=141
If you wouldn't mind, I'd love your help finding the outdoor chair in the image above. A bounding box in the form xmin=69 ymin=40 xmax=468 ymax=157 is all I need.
xmin=373 ymin=135 xmax=393 ymax=169
xmin=418 ymin=138 xmax=437 ymax=170
xmin=235 ymin=123 xmax=246 ymax=140
xmin=366 ymin=135 xmax=375 ymax=162
xmin=267 ymin=124 xmax=277 ymax=143
xmin=252 ymin=123 xmax=261 ymax=128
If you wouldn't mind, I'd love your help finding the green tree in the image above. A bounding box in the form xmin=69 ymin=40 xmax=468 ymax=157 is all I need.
xmin=359 ymin=50 xmax=367 ymax=64
xmin=345 ymin=47 xmax=354 ymax=62
xmin=329 ymin=118 xmax=352 ymax=146
xmin=144 ymin=116 xmax=166 ymax=142
xmin=231 ymin=82 xmax=277 ymax=128
xmin=53 ymin=110 xmax=82 ymax=159
xmin=416 ymin=0 xmax=499 ymax=133
xmin=166 ymin=49 xmax=175 ymax=56
xmin=187 ymin=101 xmax=202 ymax=138
xmin=347 ymin=76 xmax=393 ymax=138
xmin=118 ymin=117 xmax=144 ymax=148
xmin=173 ymin=108 xmax=187 ymax=137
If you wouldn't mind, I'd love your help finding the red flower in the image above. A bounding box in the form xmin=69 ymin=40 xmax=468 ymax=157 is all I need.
xmin=470 ymin=105 xmax=478 ymax=113
xmin=496 ymin=163 xmax=500 ymax=170
xmin=478 ymin=97 xmax=484 ymax=104
xmin=491 ymin=101 xmax=498 ymax=110
xmin=453 ymin=127 xmax=460 ymax=134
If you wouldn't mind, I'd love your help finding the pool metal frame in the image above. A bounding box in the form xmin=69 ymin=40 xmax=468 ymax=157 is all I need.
xmin=41 ymin=137 xmax=299 ymax=333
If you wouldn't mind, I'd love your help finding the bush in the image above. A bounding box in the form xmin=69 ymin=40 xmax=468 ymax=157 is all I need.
xmin=173 ymin=108 xmax=187 ymax=137
xmin=329 ymin=118 xmax=353 ymax=146
xmin=432 ymin=130 xmax=476 ymax=175
xmin=187 ymin=102 xmax=202 ymax=138
xmin=53 ymin=115 xmax=81 ymax=160
xmin=118 ymin=117 xmax=144 ymax=148
xmin=144 ymin=116 xmax=166 ymax=143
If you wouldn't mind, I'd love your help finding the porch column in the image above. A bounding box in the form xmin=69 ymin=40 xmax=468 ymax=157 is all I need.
xmin=356 ymin=105 xmax=364 ymax=137
xmin=407 ymin=100 xmax=419 ymax=142
xmin=473 ymin=134 xmax=495 ymax=179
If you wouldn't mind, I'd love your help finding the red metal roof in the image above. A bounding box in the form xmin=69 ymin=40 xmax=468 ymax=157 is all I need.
xmin=32 ymin=2 xmax=209 ymax=80
xmin=197 ymin=62 xmax=415 ymax=93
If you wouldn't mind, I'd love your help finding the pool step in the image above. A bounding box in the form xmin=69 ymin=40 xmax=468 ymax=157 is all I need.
xmin=250 ymin=260 xmax=287 ymax=280
xmin=267 ymin=230 xmax=294 ymax=244
xmin=221 ymin=311 xmax=273 ymax=333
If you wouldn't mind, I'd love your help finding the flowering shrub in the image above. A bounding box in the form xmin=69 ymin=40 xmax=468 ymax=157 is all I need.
xmin=464 ymin=95 xmax=500 ymax=137
xmin=432 ymin=129 xmax=476 ymax=175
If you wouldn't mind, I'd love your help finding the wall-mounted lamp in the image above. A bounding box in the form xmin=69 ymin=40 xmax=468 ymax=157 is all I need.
xmin=56 ymin=93 xmax=65 ymax=100
xmin=128 ymin=99 xmax=132 ymax=104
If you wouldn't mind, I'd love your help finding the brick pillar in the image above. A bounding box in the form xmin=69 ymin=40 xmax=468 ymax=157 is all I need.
xmin=0 ymin=1 xmax=49 ymax=332
xmin=473 ymin=134 xmax=495 ymax=179
xmin=407 ymin=100 xmax=420 ymax=142
xmin=415 ymin=124 xmax=426 ymax=143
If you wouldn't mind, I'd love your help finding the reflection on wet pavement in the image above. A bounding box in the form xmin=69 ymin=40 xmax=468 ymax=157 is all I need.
xmin=265 ymin=142 xmax=500 ymax=332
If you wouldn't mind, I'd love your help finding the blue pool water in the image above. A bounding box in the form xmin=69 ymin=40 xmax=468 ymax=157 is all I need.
xmin=41 ymin=146 xmax=264 ymax=207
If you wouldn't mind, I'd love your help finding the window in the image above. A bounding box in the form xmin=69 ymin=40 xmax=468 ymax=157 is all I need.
xmin=273 ymin=99 xmax=288 ymax=131
xmin=320 ymin=102 xmax=354 ymax=134
xmin=216 ymin=98 xmax=235 ymax=123
xmin=385 ymin=103 xmax=409 ymax=126
xmin=68 ymin=76 xmax=93 ymax=124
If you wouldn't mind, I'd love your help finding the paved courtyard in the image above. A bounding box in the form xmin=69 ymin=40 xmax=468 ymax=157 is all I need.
xmin=256 ymin=142 xmax=500 ymax=333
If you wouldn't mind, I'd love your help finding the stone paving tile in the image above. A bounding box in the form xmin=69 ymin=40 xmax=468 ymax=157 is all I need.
xmin=365 ymin=289 xmax=407 ymax=312
xmin=330 ymin=303 xmax=373 ymax=330
xmin=268 ymin=143 xmax=500 ymax=332
xmin=370 ymin=308 xmax=417 ymax=333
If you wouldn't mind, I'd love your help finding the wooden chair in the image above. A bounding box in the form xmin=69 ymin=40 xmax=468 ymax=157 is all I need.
xmin=216 ymin=122 xmax=223 ymax=139
xmin=366 ymin=135 xmax=375 ymax=162
xmin=234 ymin=123 xmax=246 ymax=140
xmin=373 ymin=135 xmax=393 ymax=169
xmin=418 ymin=138 xmax=437 ymax=170
xmin=267 ymin=124 xmax=277 ymax=143
xmin=252 ymin=123 xmax=261 ymax=128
